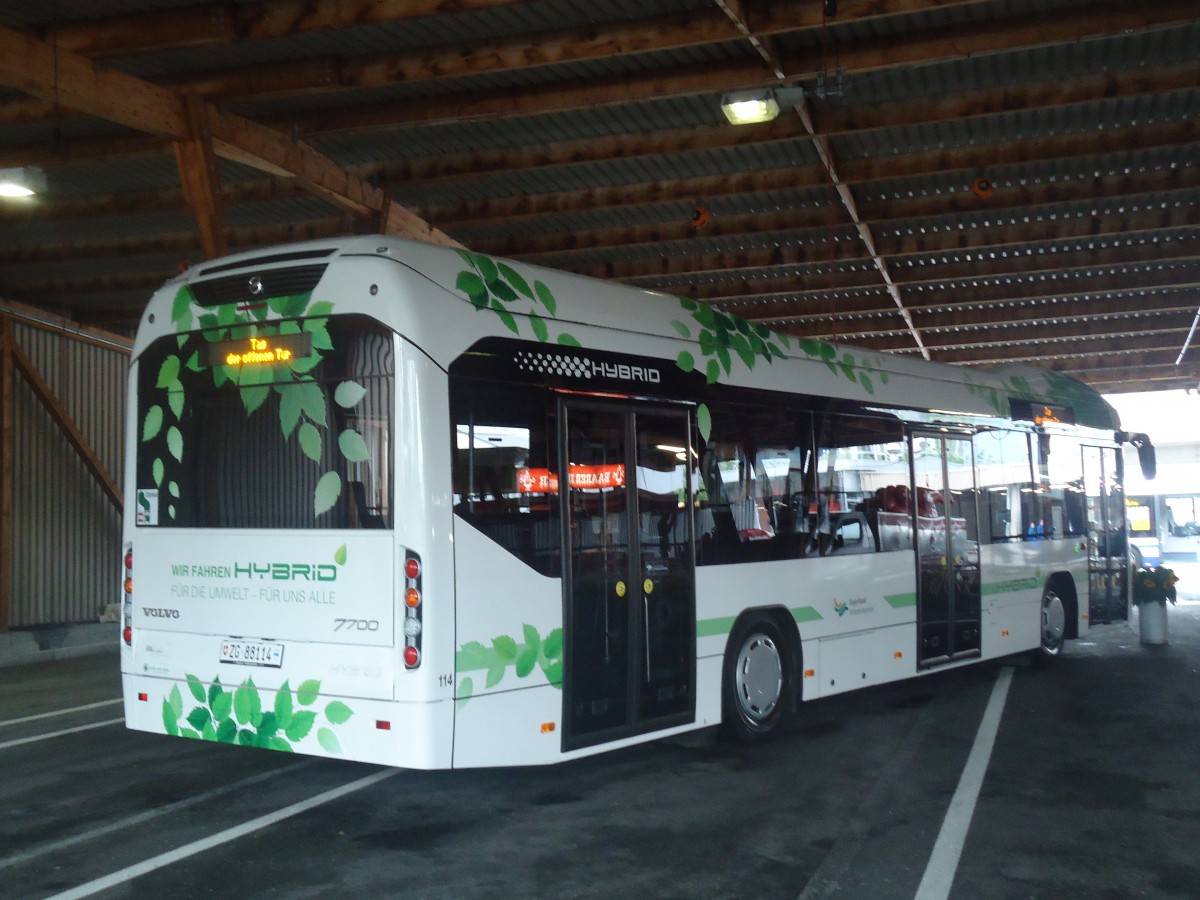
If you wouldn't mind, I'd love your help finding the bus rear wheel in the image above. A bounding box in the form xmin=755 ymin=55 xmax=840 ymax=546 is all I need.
xmin=722 ymin=614 xmax=792 ymax=743
xmin=1039 ymin=590 xmax=1066 ymax=658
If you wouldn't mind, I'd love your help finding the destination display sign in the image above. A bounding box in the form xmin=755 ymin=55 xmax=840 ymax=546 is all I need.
xmin=202 ymin=332 xmax=314 ymax=368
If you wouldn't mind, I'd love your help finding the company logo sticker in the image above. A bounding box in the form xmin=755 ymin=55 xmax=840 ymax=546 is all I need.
xmin=136 ymin=489 xmax=159 ymax=526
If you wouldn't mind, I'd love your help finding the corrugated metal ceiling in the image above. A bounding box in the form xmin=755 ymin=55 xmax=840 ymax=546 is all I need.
xmin=0 ymin=0 xmax=1195 ymax=391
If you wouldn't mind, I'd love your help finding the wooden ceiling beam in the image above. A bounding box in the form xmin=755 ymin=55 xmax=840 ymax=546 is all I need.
xmin=171 ymin=94 xmax=227 ymax=259
xmin=0 ymin=26 xmax=188 ymax=139
xmin=37 ymin=0 xmax=535 ymax=57
xmin=857 ymin=166 xmax=1198 ymax=224
xmin=0 ymin=218 xmax=353 ymax=268
xmin=34 ymin=0 xmax=994 ymax=61
xmin=1064 ymin=363 xmax=1200 ymax=391
xmin=559 ymin=198 xmax=1199 ymax=282
xmin=5 ymin=130 xmax=1191 ymax=271
xmin=273 ymin=3 xmax=1198 ymax=138
xmin=0 ymin=52 xmax=1189 ymax=204
xmin=795 ymin=310 xmax=1200 ymax=350
xmin=23 ymin=0 xmax=989 ymax=109
xmin=732 ymin=265 xmax=1200 ymax=322
xmin=674 ymin=233 xmax=1200 ymax=308
xmin=770 ymin=1 xmax=1199 ymax=81
xmin=464 ymin=161 xmax=1198 ymax=261
xmin=418 ymin=166 xmax=828 ymax=232
xmin=931 ymin=338 xmax=1191 ymax=367
xmin=0 ymin=23 xmax=458 ymax=248
xmin=744 ymin=231 xmax=1200 ymax=301
xmin=0 ymin=177 xmax=303 ymax=227
xmin=745 ymin=297 xmax=1196 ymax=334
xmin=424 ymin=121 xmax=1198 ymax=240
xmin=176 ymin=8 xmax=746 ymax=103
xmin=715 ymin=0 xmax=787 ymax=81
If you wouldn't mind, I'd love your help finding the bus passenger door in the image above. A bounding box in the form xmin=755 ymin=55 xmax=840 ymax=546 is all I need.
xmin=1082 ymin=445 xmax=1126 ymax=623
xmin=561 ymin=400 xmax=697 ymax=750
xmin=912 ymin=432 xmax=982 ymax=667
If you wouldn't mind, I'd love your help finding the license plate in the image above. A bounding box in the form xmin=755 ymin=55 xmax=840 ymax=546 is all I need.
xmin=219 ymin=639 xmax=284 ymax=668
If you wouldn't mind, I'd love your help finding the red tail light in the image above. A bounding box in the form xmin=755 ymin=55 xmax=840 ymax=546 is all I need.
xmin=403 ymin=549 xmax=422 ymax=669
xmin=122 ymin=545 xmax=133 ymax=646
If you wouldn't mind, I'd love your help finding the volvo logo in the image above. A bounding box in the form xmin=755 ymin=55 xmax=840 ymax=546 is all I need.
xmin=247 ymin=276 xmax=264 ymax=295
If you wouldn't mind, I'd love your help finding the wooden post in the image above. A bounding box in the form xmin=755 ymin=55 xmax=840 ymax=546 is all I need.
xmin=0 ymin=315 xmax=13 ymax=633
xmin=173 ymin=93 xmax=227 ymax=260
xmin=11 ymin=341 xmax=122 ymax=513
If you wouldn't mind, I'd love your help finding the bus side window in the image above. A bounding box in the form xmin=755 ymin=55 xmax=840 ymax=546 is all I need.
xmin=972 ymin=429 xmax=1033 ymax=543
xmin=449 ymin=379 xmax=560 ymax=576
xmin=814 ymin=412 xmax=907 ymax=556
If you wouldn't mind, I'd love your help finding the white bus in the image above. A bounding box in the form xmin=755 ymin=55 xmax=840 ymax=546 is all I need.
xmin=120 ymin=235 xmax=1153 ymax=768
xmin=1127 ymin=492 xmax=1200 ymax=568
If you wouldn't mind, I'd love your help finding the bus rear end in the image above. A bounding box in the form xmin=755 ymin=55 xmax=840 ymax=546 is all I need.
xmin=120 ymin=250 xmax=452 ymax=767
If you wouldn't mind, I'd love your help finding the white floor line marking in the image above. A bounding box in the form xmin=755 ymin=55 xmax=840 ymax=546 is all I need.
xmin=913 ymin=666 xmax=1014 ymax=900
xmin=0 ymin=761 xmax=314 ymax=872
xmin=47 ymin=768 xmax=398 ymax=900
xmin=0 ymin=718 xmax=125 ymax=751
xmin=0 ymin=699 xmax=123 ymax=729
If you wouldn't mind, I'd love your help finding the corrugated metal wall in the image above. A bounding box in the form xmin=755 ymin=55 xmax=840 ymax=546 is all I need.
xmin=8 ymin=314 xmax=130 ymax=628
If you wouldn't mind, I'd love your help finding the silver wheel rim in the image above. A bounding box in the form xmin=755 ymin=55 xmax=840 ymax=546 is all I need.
xmin=734 ymin=633 xmax=782 ymax=723
xmin=1042 ymin=592 xmax=1065 ymax=646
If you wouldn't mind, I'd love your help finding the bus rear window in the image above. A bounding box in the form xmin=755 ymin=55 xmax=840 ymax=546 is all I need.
xmin=134 ymin=314 xmax=394 ymax=529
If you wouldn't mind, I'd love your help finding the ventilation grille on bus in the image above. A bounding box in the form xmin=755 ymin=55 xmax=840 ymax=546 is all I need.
xmin=189 ymin=264 xmax=329 ymax=308
xmin=197 ymin=247 xmax=336 ymax=277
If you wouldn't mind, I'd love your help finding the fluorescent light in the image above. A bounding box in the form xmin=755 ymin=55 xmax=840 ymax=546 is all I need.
xmin=720 ymin=90 xmax=781 ymax=125
xmin=719 ymin=86 xmax=806 ymax=126
xmin=0 ymin=166 xmax=46 ymax=198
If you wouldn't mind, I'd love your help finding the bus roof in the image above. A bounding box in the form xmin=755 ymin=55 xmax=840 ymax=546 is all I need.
xmin=141 ymin=234 xmax=1121 ymax=433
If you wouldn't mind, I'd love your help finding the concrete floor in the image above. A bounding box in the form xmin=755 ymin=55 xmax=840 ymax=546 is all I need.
xmin=1 ymin=568 xmax=1198 ymax=898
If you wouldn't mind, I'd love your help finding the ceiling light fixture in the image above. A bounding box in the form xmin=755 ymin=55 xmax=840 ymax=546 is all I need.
xmin=719 ymin=87 xmax=805 ymax=126
xmin=0 ymin=166 xmax=46 ymax=198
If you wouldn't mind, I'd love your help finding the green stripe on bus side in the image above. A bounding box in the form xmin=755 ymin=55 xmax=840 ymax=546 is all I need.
xmin=981 ymin=576 xmax=1041 ymax=596
xmin=790 ymin=606 xmax=823 ymax=623
xmin=696 ymin=616 xmax=736 ymax=638
xmin=886 ymin=578 xmax=1038 ymax=607
xmin=695 ymin=605 xmax=823 ymax=639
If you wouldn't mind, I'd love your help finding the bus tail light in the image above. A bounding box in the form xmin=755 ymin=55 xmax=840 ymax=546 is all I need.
xmin=402 ymin=549 xmax=422 ymax=669
xmin=122 ymin=544 xmax=134 ymax=646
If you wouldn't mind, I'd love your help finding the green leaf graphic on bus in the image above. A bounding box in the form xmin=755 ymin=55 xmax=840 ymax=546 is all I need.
xmin=164 ymin=675 xmax=353 ymax=755
xmin=144 ymin=285 xmax=377 ymax=520
xmin=454 ymin=625 xmax=565 ymax=706
xmin=671 ymin=297 xmax=791 ymax=385
xmin=671 ymin=297 xmax=888 ymax=395
xmin=454 ymin=251 xmax=578 ymax=347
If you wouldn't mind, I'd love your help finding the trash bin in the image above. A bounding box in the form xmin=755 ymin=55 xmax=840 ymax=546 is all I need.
xmin=1138 ymin=598 xmax=1169 ymax=645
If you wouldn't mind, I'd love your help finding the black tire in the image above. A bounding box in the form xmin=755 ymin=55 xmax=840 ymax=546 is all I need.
xmin=721 ymin=614 xmax=792 ymax=743
xmin=1037 ymin=589 xmax=1066 ymax=659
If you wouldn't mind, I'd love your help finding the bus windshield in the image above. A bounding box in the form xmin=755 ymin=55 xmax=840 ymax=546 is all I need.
xmin=134 ymin=314 xmax=394 ymax=530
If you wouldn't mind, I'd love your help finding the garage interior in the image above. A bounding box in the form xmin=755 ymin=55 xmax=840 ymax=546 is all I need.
xmin=0 ymin=1 xmax=1196 ymax=633
xmin=2 ymin=7 xmax=1199 ymax=897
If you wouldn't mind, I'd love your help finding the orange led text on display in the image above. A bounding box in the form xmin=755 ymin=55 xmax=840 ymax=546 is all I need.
xmin=226 ymin=338 xmax=295 ymax=366
xmin=1034 ymin=405 xmax=1062 ymax=425
xmin=516 ymin=464 xmax=627 ymax=494
xmin=203 ymin=332 xmax=314 ymax=369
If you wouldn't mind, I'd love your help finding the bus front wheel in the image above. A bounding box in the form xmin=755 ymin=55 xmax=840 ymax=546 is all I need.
xmin=722 ymin=614 xmax=792 ymax=743
xmin=1039 ymin=590 xmax=1066 ymax=658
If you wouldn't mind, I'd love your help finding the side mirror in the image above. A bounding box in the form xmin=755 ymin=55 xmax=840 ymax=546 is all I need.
xmin=1130 ymin=432 xmax=1157 ymax=480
